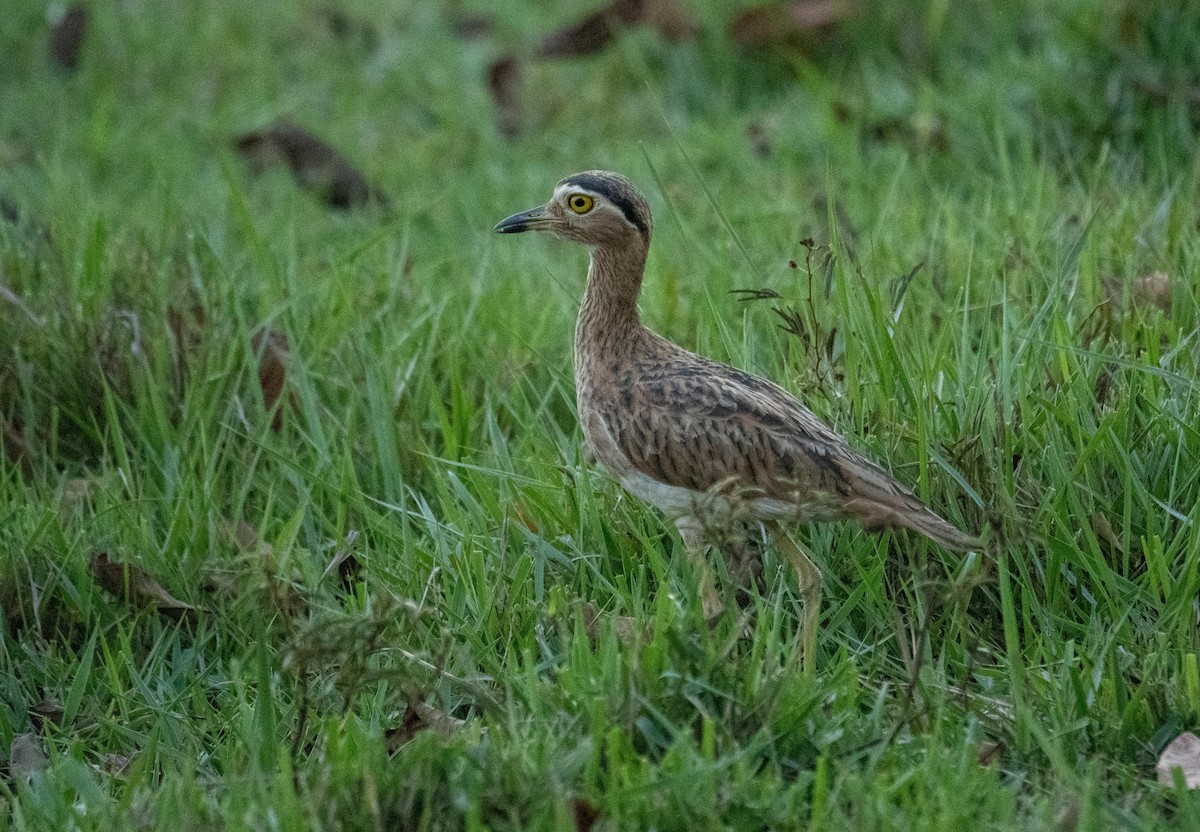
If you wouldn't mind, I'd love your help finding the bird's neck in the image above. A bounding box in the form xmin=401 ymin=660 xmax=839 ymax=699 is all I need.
xmin=576 ymin=242 xmax=648 ymax=361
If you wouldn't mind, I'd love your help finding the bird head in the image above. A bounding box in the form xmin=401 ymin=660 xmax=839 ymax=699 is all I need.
xmin=494 ymin=170 xmax=651 ymax=249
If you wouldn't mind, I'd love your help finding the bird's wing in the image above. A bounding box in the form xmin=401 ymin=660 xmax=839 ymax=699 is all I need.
xmin=600 ymin=355 xmax=979 ymax=550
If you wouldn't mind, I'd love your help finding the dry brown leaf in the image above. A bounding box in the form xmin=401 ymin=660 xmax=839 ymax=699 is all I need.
xmin=487 ymin=56 xmax=522 ymax=140
xmin=167 ymin=302 xmax=207 ymax=360
xmin=1157 ymin=731 xmax=1200 ymax=788
xmin=411 ymin=700 xmax=466 ymax=735
xmin=251 ymin=327 xmax=290 ymax=432
xmin=730 ymin=1 xmax=849 ymax=49
xmin=9 ymin=733 xmax=47 ymax=782
xmin=90 ymin=552 xmax=196 ymax=621
xmin=1102 ymin=271 xmax=1175 ymax=315
xmin=1131 ymin=272 xmax=1172 ymax=313
xmin=571 ymin=797 xmax=601 ymax=832
xmin=215 ymin=518 xmax=306 ymax=614
xmin=98 ymin=752 xmax=134 ymax=778
xmin=786 ymin=1 xmax=850 ymax=30
xmin=976 ymin=739 xmax=1003 ymax=766
xmin=513 ymin=503 xmax=539 ymax=534
xmin=28 ymin=700 xmax=64 ymax=731
xmin=49 ymin=7 xmax=88 ymax=71
xmin=642 ymin=0 xmax=698 ymax=41
xmin=1055 ymin=802 xmax=1080 ymax=832
xmin=729 ymin=5 xmax=786 ymax=47
xmin=385 ymin=700 xmax=466 ymax=751
xmin=61 ymin=477 xmax=95 ymax=506
xmin=536 ymin=6 xmax=627 ymax=59
xmin=234 ymin=120 xmax=388 ymax=209
xmin=578 ymin=600 xmax=644 ymax=647
xmin=534 ymin=0 xmax=691 ymax=59
xmin=201 ymin=570 xmax=239 ymax=597
xmin=1088 ymin=512 xmax=1124 ymax=555
xmin=222 ymin=518 xmax=264 ymax=552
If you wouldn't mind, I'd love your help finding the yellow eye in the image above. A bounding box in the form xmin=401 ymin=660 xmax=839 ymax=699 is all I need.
xmin=567 ymin=194 xmax=595 ymax=214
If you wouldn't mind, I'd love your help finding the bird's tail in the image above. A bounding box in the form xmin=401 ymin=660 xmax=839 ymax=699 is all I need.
xmin=895 ymin=506 xmax=982 ymax=552
xmin=837 ymin=451 xmax=982 ymax=552
xmin=841 ymin=493 xmax=982 ymax=552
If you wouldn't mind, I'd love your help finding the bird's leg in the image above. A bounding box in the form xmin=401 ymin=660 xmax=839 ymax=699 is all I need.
xmin=769 ymin=523 xmax=822 ymax=675
xmin=677 ymin=521 xmax=723 ymax=622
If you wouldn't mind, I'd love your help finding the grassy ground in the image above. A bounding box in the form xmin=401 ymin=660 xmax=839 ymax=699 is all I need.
xmin=2 ymin=0 xmax=1200 ymax=828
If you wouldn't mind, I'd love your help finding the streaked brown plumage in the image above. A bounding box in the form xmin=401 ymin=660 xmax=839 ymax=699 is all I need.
xmin=496 ymin=170 xmax=979 ymax=671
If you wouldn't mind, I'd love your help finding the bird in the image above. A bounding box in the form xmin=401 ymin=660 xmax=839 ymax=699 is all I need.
xmin=494 ymin=170 xmax=980 ymax=672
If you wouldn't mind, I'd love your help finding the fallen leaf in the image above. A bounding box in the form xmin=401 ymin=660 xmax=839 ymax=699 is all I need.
xmin=976 ymin=738 xmax=1003 ymax=766
xmin=98 ymin=753 xmax=133 ymax=777
xmin=385 ymin=700 xmax=466 ymax=750
xmin=534 ymin=0 xmax=691 ymax=58
xmin=384 ymin=707 xmax=424 ymax=751
xmin=222 ymin=518 xmax=264 ymax=552
xmin=1055 ymin=802 xmax=1080 ymax=832
xmin=571 ymin=797 xmax=601 ymax=832
xmin=1131 ymin=272 xmax=1172 ymax=313
xmin=251 ymin=327 xmax=290 ymax=432
xmin=536 ymin=4 xmax=628 ymax=59
xmin=214 ymin=518 xmax=306 ymax=613
xmin=411 ymin=700 xmax=466 ymax=735
xmin=234 ymin=120 xmax=389 ymax=209
xmin=1102 ymin=271 xmax=1175 ymax=315
xmin=60 ymin=477 xmax=95 ymax=506
xmin=1089 ymin=512 xmax=1124 ymax=555
xmin=729 ymin=1 xmax=849 ymax=49
xmin=28 ymin=700 xmax=64 ymax=730
xmin=9 ymin=733 xmax=47 ymax=782
xmin=90 ymin=552 xmax=196 ymax=621
xmin=783 ymin=0 xmax=850 ymax=29
xmin=578 ymin=600 xmax=644 ymax=647
xmin=201 ymin=570 xmax=239 ymax=597
xmin=1157 ymin=731 xmax=1200 ymax=788
xmin=487 ymin=56 xmax=522 ymax=140
xmin=513 ymin=503 xmax=539 ymax=534
xmin=49 ymin=7 xmax=88 ymax=71
xmin=166 ymin=302 xmax=207 ymax=360
xmin=642 ymin=0 xmax=698 ymax=41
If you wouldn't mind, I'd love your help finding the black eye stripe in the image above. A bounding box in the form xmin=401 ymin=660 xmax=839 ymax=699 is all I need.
xmin=560 ymin=174 xmax=648 ymax=235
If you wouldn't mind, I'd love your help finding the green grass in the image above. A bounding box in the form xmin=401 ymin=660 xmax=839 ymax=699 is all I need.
xmin=2 ymin=0 xmax=1200 ymax=828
